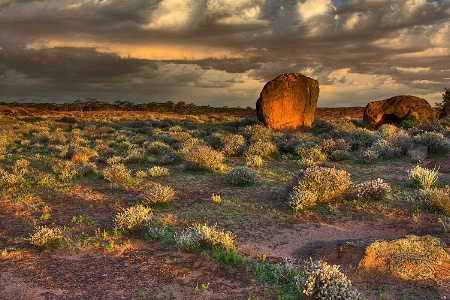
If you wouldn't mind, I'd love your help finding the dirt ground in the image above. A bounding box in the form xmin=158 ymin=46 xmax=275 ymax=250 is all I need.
xmin=0 ymin=105 xmax=449 ymax=300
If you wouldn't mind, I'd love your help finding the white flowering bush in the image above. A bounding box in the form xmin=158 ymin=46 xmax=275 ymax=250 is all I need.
xmin=226 ymin=166 xmax=257 ymax=186
xmin=354 ymin=178 xmax=391 ymax=202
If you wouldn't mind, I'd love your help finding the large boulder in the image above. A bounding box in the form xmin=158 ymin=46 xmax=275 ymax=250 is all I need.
xmin=363 ymin=95 xmax=435 ymax=130
xmin=256 ymin=73 xmax=319 ymax=131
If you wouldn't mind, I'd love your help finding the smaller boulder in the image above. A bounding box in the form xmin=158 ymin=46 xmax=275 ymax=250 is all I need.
xmin=363 ymin=95 xmax=435 ymax=130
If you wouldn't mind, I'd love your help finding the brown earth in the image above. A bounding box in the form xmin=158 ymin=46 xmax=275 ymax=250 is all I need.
xmin=0 ymin=105 xmax=449 ymax=300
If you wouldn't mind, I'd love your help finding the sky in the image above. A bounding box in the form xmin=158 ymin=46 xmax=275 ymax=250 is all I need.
xmin=0 ymin=0 xmax=449 ymax=108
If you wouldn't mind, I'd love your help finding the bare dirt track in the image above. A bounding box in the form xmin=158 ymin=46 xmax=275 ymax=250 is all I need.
xmin=0 ymin=105 xmax=449 ymax=300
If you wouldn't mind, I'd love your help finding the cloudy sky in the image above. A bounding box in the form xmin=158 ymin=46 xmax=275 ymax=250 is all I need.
xmin=0 ymin=0 xmax=449 ymax=108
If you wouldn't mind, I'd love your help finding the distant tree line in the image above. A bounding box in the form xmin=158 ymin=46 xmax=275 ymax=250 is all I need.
xmin=0 ymin=99 xmax=255 ymax=115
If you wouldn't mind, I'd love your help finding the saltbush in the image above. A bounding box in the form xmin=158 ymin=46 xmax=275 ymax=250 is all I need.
xmin=290 ymin=166 xmax=352 ymax=204
xmin=288 ymin=190 xmax=318 ymax=212
xmin=245 ymin=155 xmax=264 ymax=168
xmin=113 ymin=205 xmax=152 ymax=234
xmin=226 ymin=166 xmax=257 ymax=186
xmin=30 ymin=226 xmax=63 ymax=248
xmin=103 ymin=163 xmax=131 ymax=184
xmin=148 ymin=166 xmax=169 ymax=177
xmin=245 ymin=140 xmax=277 ymax=157
xmin=354 ymin=178 xmax=391 ymax=201
xmin=416 ymin=131 xmax=450 ymax=154
xmin=184 ymin=145 xmax=224 ymax=171
xmin=141 ymin=183 xmax=175 ymax=205
xmin=298 ymin=260 xmax=362 ymax=300
xmin=52 ymin=160 xmax=77 ymax=182
xmin=408 ymin=165 xmax=439 ymax=189
xmin=175 ymin=229 xmax=202 ymax=252
xmin=417 ymin=187 xmax=450 ymax=213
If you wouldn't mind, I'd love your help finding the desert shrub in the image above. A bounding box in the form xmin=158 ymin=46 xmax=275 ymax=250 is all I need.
xmin=113 ymin=205 xmax=152 ymax=234
xmin=106 ymin=156 xmax=122 ymax=164
xmin=245 ymin=155 xmax=264 ymax=168
xmin=361 ymin=148 xmax=379 ymax=164
xmin=415 ymin=131 xmax=450 ymax=154
xmin=298 ymin=146 xmax=327 ymax=163
xmin=71 ymin=146 xmax=98 ymax=163
xmin=146 ymin=141 xmax=172 ymax=155
xmin=0 ymin=169 xmax=24 ymax=189
xmin=288 ymin=190 xmax=318 ymax=212
xmin=175 ymin=229 xmax=202 ymax=253
xmin=345 ymin=128 xmax=380 ymax=150
xmin=417 ymin=187 xmax=450 ymax=213
xmin=439 ymin=216 xmax=450 ymax=233
xmin=193 ymin=223 xmax=236 ymax=251
xmin=290 ymin=166 xmax=352 ymax=204
xmin=102 ymin=163 xmax=131 ymax=184
xmin=35 ymin=172 xmax=57 ymax=186
xmin=184 ymin=145 xmax=224 ymax=171
xmin=148 ymin=166 xmax=169 ymax=177
xmin=141 ymin=183 xmax=175 ymax=205
xmin=354 ymin=178 xmax=391 ymax=202
xmin=243 ymin=124 xmax=272 ymax=143
xmin=377 ymin=123 xmax=400 ymax=137
xmin=311 ymin=119 xmax=334 ymax=135
xmin=226 ymin=166 xmax=257 ymax=186
xmin=125 ymin=147 xmax=146 ymax=163
xmin=370 ymin=138 xmax=401 ymax=159
xmin=399 ymin=116 xmax=421 ymax=129
xmin=135 ymin=170 xmax=148 ymax=180
xmin=52 ymin=160 xmax=77 ymax=182
xmin=146 ymin=225 xmax=170 ymax=241
xmin=12 ymin=159 xmax=30 ymax=175
xmin=298 ymin=260 xmax=361 ymax=300
xmin=296 ymin=157 xmax=316 ymax=170
xmin=408 ymin=165 xmax=439 ymax=189
xmin=76 ymin=162 xmax=98 ymax=176
xmin=30 ymin=226 xmax=63 ymax=248
xmin=328 ymin=150 xmax=352 ymax=161
xmin=177 ymin=137 xmax=203 ymax=153
xmin=320 ymin=138 xmax=350 ymax=155
xmin=219 ymin=133 xmax=246 ymax=157
xmin=159 ymin=153 xmax=181 ymax=165
xmin=245 ymin=140 xmax=277 ymax=157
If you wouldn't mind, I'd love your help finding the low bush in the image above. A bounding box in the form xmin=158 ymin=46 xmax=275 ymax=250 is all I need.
xmin=354 ymin=178 xmax=391 ymax=202
xmin=416 ymin=131 xmax=450 ymax=154
xmin=417 ymin=187 xmax=450 ymax=213
xmin=193 ymin=223 xmax=236 ymax=251
xmin=175 ymin=229 xmax=202 ymax=253
xmin=184 ymin=145 xmax=224 ymax=171
xmin=226 ymin=166 xmax=257 ymax=186
xmin=245 ymin=155 xmax=264 ymax=168
xmin=113 ymin=205 xmax=152 ymax=234
xmin=408 ymin=165 xmax=439 ymax=189
xmin=288 ymin=190 xmax=318 ymax=212
xmin=298 ymin=260 xmax=362 ymax=300
xmin=71 ymin=146 xmax=98 ymax=163
xmin=141 ymin=183 xmax=176 ymax=205
xmin=30 ymin=226 xmax=63 ymax=248
xmin=148 ymin=166 xmax=169 ymax=177
xmin=244 ymin=140 xmax=277 ymax=157
xmin=52 ymin=160 xmax=77 ymax=182
xmin=103 ymin=163 xmax=132 ymax=184
xmin=289 ymin=166 xmax=352 ymax=204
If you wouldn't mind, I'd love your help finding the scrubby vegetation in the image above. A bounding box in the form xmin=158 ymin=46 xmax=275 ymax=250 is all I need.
xmin=1 ymin=106 xmax=449 ymax=299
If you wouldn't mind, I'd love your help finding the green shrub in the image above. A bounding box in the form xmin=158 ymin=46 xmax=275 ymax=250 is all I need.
xmin=370 ymin=138 xmax=401 ymax=159
xmin=146 ymin=141 xmax=172 ymax=155
xmin=113 ymin=205 xmax=152 ymax=234
xmin=288 ymin=190 xmax=318 ymax=212
xmin=226 ymin=166 xmax=257 ymax=186
xmin=30 ymin=226 xmax=63 ymax=248
xmin=361 ymin=148 xmax=379 ymax=164
xmin=296 ymin=157 xmax=316 ymax=170
xmin=298 ymin=260 xmax=361 ymax=300
xmin=417 ymin=187 xmax=450 ymax=213
xmin=148 ymin=166 xmax=169 ymax=177
xmin=0 ymin=169 xmax=24 ymax=189
xmin=184 ymin=145 xmax=224 ymax=171
xmin=290 ymin=166 xmax=352 ymax=204
xmin=125 ymin=147 xmax=145 ymax=163
xmin=52 ymin=160 xmax=78 ymax=182
xmin=354 ymin=178 xmax=391 ymax=201
xmin=103 ymin=163 xmax=131 ymax=184
xmin=76 ymin=162 xmax=98 ymax=176
xmin=146 ymin=225 xmax=170 ymax=241
xmin=243 ymin=124 xmax=272 ymax=143
xmin=408 ymin=165 xmax=439 ymax=189
xmin=141 ymin=183 xmax=175 ymax=205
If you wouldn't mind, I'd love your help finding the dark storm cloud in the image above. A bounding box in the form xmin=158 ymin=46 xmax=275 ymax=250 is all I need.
xmin=0 ymin=0 xmax=449 ymax=106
